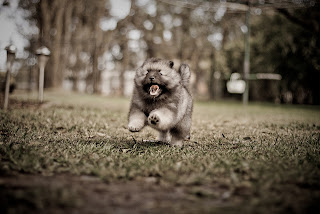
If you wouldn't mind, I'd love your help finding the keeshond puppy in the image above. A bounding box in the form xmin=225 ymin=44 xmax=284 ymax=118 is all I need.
xmin=128 ymin=58 xmax=193 ymax=146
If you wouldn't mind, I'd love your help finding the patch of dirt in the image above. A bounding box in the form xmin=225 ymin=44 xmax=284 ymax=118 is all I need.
xmin=0 ymin=173 xmax=232 ymax=214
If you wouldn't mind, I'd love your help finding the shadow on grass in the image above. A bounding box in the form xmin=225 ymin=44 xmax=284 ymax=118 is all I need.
xmin=75 ymin=136 xmax=171 ymax=149
xmin=107 ymin=138 xmax=170 ymax=149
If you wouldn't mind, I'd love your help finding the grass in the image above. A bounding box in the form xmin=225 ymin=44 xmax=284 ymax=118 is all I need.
xmin=1 ymin=91 xmax=320 ymax=213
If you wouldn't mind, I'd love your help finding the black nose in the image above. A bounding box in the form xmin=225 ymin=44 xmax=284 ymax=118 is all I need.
xmin=149 ymin=77 xmax=155 ymax=81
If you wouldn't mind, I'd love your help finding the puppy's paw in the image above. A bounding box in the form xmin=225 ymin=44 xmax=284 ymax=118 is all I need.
xmin=170 ymin=140 xmax=183 ymax=147
xmin=128 ymin=121 xmax=144 ymax=132
xmin=157 ymin=131 xmax=170 ymax=143
xmin=148 ymin=114 xmax=160 ymax=126
xmin=128 ymin=125 xmax=141 ymax=132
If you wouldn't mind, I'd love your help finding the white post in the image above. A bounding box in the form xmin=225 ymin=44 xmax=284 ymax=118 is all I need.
xmin=36 ymin=46 xmax=50 ymax=103
xmin=3 ymin=65 xmax=11 ymax=110
xmin=38 ymin=63 xmax=45 ymax=102
xmin=3 ymin=45 xmax=16 ymax=110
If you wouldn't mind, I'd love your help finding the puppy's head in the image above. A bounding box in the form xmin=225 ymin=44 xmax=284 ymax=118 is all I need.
xmin=134 ymin=58 xmax=181 ymax=98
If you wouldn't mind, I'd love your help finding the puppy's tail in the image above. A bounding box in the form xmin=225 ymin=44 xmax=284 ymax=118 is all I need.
xmin=178 ymin=63 xmax=191 ymax=88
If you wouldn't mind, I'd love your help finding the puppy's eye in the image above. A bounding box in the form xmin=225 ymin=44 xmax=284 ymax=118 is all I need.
xmin=158 ymin=70 xmax=162 ymax=75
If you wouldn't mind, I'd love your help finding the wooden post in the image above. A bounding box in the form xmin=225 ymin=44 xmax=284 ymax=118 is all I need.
xmin=242 ymin=7 xmax=251 ymax=105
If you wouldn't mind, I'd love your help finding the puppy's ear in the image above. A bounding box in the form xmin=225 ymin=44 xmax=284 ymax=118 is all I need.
xmin=179 ymin=64 xmax=191 ymax=87
xmin=169 ymin=61 xmax=174 ymax=68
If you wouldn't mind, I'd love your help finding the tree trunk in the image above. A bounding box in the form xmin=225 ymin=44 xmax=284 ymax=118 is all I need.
xmin=91 ymin=0 xmax=104 ymax=94
xmin=59 ymin=0 xmax=74 ymax=89
xmin=39 ymin=0 xmax=50 ymax=46
xmin=91 ymin=41 xmax=100 ymax=93
xmin=39 ymin=0 xmax=51 ymax=88
xmin=39 ymin=0 xmax=66 ymax=88
xmin=50 ymin=0 xmax=65 ymax=88
xmin=119 ymin=42 xmax=129 ymax=96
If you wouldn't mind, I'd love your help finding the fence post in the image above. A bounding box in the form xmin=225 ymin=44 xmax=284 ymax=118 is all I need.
xmin=36 ymin=46 xmax=51 ymax=103
xmin=3 ymin=45 xmax=16 ymax=110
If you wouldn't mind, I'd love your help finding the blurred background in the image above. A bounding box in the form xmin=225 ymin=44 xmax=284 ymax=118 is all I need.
xmin=0 ymin=0 xmax=319 ymax=104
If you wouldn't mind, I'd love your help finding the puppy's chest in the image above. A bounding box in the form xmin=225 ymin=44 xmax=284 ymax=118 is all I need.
xmin=141 ymin=100 xmax=178 ymax=116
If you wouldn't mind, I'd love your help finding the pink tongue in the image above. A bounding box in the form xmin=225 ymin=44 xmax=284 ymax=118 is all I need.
xmin=150 ymin=85 xmax=159 ymax=96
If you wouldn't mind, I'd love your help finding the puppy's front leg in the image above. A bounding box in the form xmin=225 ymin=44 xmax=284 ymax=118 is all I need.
xmin=148 ymin=108 xmax=175 ymax=131
xmin=128 ymin=108 xmax=146 ymax=132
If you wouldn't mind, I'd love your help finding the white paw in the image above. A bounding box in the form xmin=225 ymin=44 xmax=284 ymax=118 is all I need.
xmin=157 ymin=131 xmax=170 ymax=143
xmin=128 ymin=121 xmax=144 ymax=132
xmin=170 ymin=140 xmax=183 ymax=147
xmin=128 ymin=125 xmax=141 ymax=132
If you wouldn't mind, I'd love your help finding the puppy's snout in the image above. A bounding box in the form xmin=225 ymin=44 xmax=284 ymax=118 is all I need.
xmin=149 ymin=76 xmax=155 ymax=81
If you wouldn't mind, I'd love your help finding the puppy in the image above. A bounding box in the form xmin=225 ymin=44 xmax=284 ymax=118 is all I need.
xmin=128 ymin=58 xmax=193 ymax=146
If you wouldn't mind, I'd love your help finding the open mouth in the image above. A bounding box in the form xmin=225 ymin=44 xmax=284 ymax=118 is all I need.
xmin=149 ymin=84 xmax=162 ymax=97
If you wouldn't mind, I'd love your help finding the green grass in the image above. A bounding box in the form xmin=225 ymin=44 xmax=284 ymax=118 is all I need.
xmin=1 ymin=91 xmax=320 ymax=213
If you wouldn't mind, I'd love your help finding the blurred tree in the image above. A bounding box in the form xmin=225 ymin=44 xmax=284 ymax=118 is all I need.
xmin=19 ymin=0 xmax=111 ymax=93
xmin=17 ymin=0 xmax=319 ymax=103
xmin=249 ymin=7 xmax=320 ymax=104
xmin=38 ymin=0 xmax=66 ymax=88
xmin=19 ymin=0 xmax=72 ymax=88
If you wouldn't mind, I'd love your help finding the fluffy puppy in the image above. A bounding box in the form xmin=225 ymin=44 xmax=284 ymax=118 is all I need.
xmin=128 ymin=58 xmax=193 ymax=146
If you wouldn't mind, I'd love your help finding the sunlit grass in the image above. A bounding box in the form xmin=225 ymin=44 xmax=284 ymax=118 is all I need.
xmin=1 ymin=91 xmax=320 ymax=213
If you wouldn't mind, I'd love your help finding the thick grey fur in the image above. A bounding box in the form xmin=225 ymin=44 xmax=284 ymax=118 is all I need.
xmin=128 ymin=58 xmax=193 ymax=146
